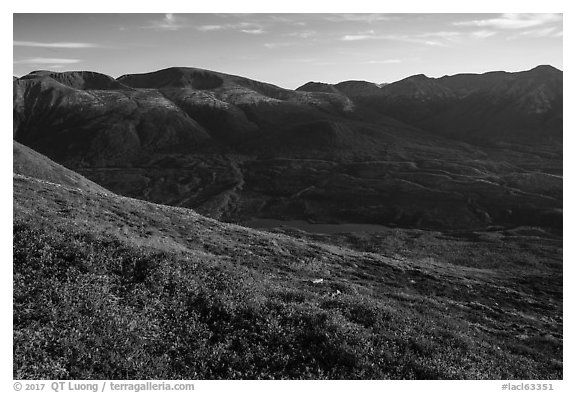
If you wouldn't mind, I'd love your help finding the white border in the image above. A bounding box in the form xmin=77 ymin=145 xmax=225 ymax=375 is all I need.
xmin=3 ymin=2 xmax=571 ymax=391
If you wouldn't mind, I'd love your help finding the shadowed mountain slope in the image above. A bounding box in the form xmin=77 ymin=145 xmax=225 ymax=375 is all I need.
xmin=298 ymin=65 xmax=562 ymax=142
xmin=13 ymin=73 xmax=211 ymax=167
xmin=423 ymin=66 xmax=563 ymax=140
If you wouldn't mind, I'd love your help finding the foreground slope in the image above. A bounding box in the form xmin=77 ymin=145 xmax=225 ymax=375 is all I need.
xmin=14 ymin=147 xmax=562 ymax=379
xmin=13 ymin=141 xmax=108 ymax=194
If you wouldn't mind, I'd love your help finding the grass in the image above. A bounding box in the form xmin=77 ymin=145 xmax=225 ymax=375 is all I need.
xmin=13 ymin=174 xmax=562 ymax=379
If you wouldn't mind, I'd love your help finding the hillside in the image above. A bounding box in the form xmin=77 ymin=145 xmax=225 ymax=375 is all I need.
xmin=13 ymin=146 xmax=562 ymax=379
xmin=13 ymin=141 xmax=108 ymax=194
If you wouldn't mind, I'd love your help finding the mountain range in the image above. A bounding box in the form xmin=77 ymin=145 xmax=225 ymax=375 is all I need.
xmin=13 ymin=65 xmax=562 ymax=231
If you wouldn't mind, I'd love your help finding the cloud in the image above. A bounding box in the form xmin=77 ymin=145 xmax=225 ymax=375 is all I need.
xmin=341 ymin=33 xmax=448 ymax=46
xmin=241 ymin=28 xmax=264 ymax=35
xmin=197 ymin=24 xmax=225 ymax=32
xmin=420 ymin=31 xmax=462 ymax=39
xmin=341 ymin=34 xmax=374 ymax=41
xmin=509 ymin=27 xmax=561 ymax=39
xmin=454 ymin=13 xmax=562 ymax=30
xmin=197 ymin=22 xmax=263 ymax=33
xmin=282 ymin=58 xmax=317 ymax=63
xmin=264 ymin=42 xmax=297 ymax=49
xmin=13 ymin=41 xmax=99 ymax=48
xmin=471 ymin=30 xmax=497 ymax=39
xmin=366 ymin=59 xmax=402 ymax=64
xmin=14 ymin=58 xmax=82 ymax=65
xmin=286 ymin=30 xmax=317 ymax=39
xmin=341 ymin=30 xmax=496 ymax=45
xmin=323 ymin=14 xmax=399 ymax=23
xmin=420 ymin=30 xmax=496 ymax=41
xmin=340 ymin=30 xmax=377 ymax=41
xmin=267 ymin=15 xmax=307 ymax=26
xmin=148 ymin=13 xmax=188 ymax=31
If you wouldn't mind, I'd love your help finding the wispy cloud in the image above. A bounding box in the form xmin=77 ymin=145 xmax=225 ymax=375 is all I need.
xmin=267 ymin=15 xmax=307 ymax=26
xmin=366 ymin=59 xmax=402 ymax=64
xmin=13 ymin=41 xmax=99 ymax=49
xmin=148 ymin=13 xmax=188 ymax=31
xmin=417 ymin=30 xmax=495 ymax=43
xmin=342 ymin=34 xmax=375 ymax=41
xmin=341 ymin=30 xmax=495 ymax=46
xmin=14 ymin=58 xmax=82 ymax=65
xmin=340 ymin=32 xmax=449 ymax=47
xmin=508 ymin=27 xmax=562 ymax=39
xmin=264 ymin=42 xmax=297 ymax=49
xmin=454 ymin=13 xmax=562 ymax=30
xmin=471 ymin=30 xmax=497 ymax=39
xmin=281 ymin=57 xmax=318 ymax=63
xmin=341 ymin=30 xmax=376 ymax=41
xmin=420 ymin=31 xmax=462 ymax=40
xmin=241 ymin=28 xmax=265 ymax=35
xmin=196 ymin=24 xmax=224 ymax=32
xmin=323 ymin=14 xmax=399 ymax=23
xmin=286 ymin=30 xmax=317 ymax=39
xmin=196 ymin=22 xmax=263 ymax=33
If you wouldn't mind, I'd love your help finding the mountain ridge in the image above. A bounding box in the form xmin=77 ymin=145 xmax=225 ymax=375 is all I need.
xmin=296 ymin=65 xmax=562 ymax=97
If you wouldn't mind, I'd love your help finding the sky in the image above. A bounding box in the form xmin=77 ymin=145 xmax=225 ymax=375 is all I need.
xmin=13 ymin=13 xmax=563 ymax=89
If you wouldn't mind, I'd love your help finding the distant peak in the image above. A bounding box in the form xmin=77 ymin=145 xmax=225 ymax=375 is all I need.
xmin=529 ymin=65 xmax=561 ymax=73
xmin=335 ymin=80 xmax=378 ymax=88
xmin=295 ymin=81 xmax=341 ymax=94
xmin=118 ymin=67 xmax=225 ymax=89
xmin=20 ymin=70 xmax=123 ymax=90
xmin=406 ymin=74 xmax=430 ymax=81
xmin=301 ymin=81 xmax=333 ymax=86
xmin=28 ymin=70 xmax=113 ymax=78
xmin=297 ymin=81 xmax=334 ymax=89
xmin=333 ymin=80 xmax=382 ymax=96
